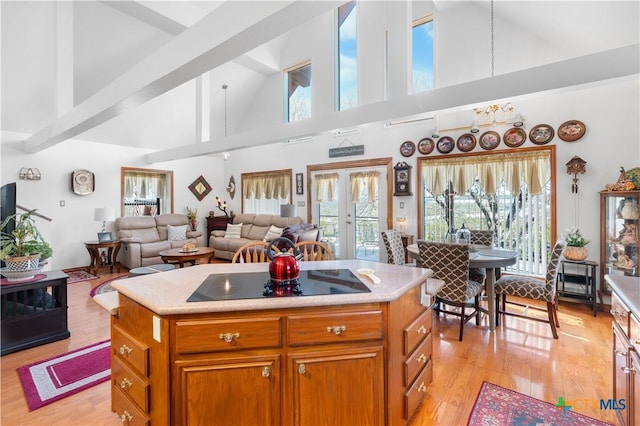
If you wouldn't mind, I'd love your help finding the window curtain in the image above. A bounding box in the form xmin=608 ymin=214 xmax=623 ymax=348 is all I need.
xmin=349 ymin=171 xmax=380 ymax=203
xmin=242 ymin=171 xmax=290 ymax=200
xmin=124 ymin=172 xmax=166 ymax=200
xmin=315 ymin=173 xmax=339 ymax=202
xmin=421 ymin=150 xmax=550 ymax=196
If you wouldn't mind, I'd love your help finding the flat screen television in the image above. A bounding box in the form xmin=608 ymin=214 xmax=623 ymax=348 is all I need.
xmin=1 ymin=182 xmax=17 ymax=236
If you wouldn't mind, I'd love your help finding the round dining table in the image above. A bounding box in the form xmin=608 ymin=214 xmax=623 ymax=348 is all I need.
xmin=406 ymin=243 xmax=518 ymax=331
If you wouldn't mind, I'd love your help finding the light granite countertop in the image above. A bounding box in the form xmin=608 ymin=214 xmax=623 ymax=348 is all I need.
xmin=110 ymin=259 xmax=441 ymax=316
xmin=605 ymin=274 xmax=640 ymax=317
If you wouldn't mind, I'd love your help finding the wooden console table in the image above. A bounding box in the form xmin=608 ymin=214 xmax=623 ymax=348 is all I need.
xmin=84 ymin=240 xmax=122 ymax=276
xmin=1 ymin=270 xmax=70 ymax=356
xmin=206 ymin=216 xmax=233 ymax=246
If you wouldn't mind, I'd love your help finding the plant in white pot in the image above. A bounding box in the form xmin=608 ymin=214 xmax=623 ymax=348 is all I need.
xmin=562 ymin=227 xmax=589 ymax=261
xmin=0 ymin=210 xmax=52 ymax=280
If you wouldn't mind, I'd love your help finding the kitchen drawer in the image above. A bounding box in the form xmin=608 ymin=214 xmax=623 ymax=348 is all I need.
xmin=404 ymin=358 xmax=433 ymax=419
xmin=630 ymin=312 xmax=640 ymax=352
xmin=611 ymin=292 xmax=630 ymax=335
xmin=175 ymin=316 xmax=282 ymax=354
xmin=287 ymin=310 xmax=384 ymax=346
xmin=404 ymin=333 xmax=432 ymax=387
xmin=112 ymin=356 xmax=150 ymax=412
xmin=404 ymin=310 xmax=432 ymax=355
xmin=113 ymin=386 xmax=150 ymax=426
xmin=113 ymin=326 xmax=149 ymax=376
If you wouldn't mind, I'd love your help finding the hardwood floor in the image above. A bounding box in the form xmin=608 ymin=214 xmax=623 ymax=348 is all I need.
xmin=1 ymin=271 xmax=619 ymax=425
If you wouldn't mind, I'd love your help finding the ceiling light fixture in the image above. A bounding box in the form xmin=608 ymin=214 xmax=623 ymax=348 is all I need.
xmin=19 ymin=167 xmax=41 ymax=180
xmin=470 ymin=119 xmax=480 ymax=133
xmin=332 ymin=128 xmax=360 ymax=137
xmin=513 ymin=113 xmax=525 ymax=128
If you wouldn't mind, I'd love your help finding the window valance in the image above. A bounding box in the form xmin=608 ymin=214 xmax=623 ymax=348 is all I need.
xmin=349 ymin=171 xmax=380 ymax=203
xmin=242 ymin=171 xmax=290 ymax=200
xmin=315 ymin=173 xmax=340 ymax=202
xmin=124 ymin=172 xmax=167 ymax=199
xmin=421 ymin=150 xmax=550 ymax=196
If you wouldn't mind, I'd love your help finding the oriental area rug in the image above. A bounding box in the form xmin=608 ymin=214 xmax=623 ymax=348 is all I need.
xmin=468 ymin=382 xmax=611 ymax=426
xmin=65 ymin=270 xmax=99 ymax=284
xmin=89 ymin=276 xmax=124 ymax=297
xmin=17 ymin=340 xmax=111 ymax=411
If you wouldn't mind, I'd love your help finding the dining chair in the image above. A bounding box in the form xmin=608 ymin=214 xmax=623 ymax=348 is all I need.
xmin=494 ymin=240 xmax=566 ymax=339
xmin=416 ymin=240 xmax=484 ymax=341
xmin=381 ymin=229 xmax=407 ymax=265
xmin=294 ymin=240 xmax=335 ymax=261
xmin=468 ymin=230 xmax=494 ymax=285
xmin=231 ymin=241 xmax=270 ymax=263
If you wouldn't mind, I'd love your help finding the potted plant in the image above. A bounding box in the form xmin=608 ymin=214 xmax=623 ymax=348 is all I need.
xmin=562 ymin=227 xmax=589 ymax=261
xmin=0 ymin=210 xmax=51 ymax=280
xmin=186 ymin=207 xmax=198 ymax=231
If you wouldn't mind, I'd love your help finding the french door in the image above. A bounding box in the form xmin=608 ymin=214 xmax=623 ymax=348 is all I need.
xmin=310 ymin=166 xmax=388 ymax=260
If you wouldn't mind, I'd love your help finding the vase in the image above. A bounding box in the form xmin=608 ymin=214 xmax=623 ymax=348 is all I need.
xmin=190 ymin=218 xmax=198 ymax=231
xmin=621 ymin=200 xmax=639 ymax=220
xmin=564 ymin=246 xmax=588 ymax=261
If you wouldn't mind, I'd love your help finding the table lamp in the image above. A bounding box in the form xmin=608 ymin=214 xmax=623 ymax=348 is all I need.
xmin=94 ymin=207 xmax=115 ymax=232
xmin=280 ymin=204 xmax=296 ymax=226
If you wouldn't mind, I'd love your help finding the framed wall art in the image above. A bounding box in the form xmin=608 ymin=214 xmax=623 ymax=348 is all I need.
xmin=296 ymin=173 xmax=304 ymax=195
xmin=558 ymin=120 xmax=586 ymax=142
xmin=479 ymin=131 xmax=500 ymax=150
xmin=188 ymin=175 xmax=212 ymax=201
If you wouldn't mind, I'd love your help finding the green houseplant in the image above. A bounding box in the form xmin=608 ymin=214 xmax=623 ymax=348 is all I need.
xmin=0 ymin=210 xmax=52 ymax=279
xmin=562 ymin=228 xmax=589 ymax=261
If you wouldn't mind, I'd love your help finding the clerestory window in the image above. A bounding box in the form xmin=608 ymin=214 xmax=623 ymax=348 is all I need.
xmin=285 ymin=62 xmax=312 ymax=122
xmin=412 ymin=15 xmax=434 ymax=94
xmin=337 ymin=1 xmax=357 ymax=110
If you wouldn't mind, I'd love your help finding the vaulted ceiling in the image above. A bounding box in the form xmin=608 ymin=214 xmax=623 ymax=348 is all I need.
xmin=2 ymin=1 xmax=638 ymax=162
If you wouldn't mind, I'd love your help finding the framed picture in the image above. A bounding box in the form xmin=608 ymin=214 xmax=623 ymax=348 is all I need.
xmin=529 ymin=124 xmax=554 ymax=145
xmin=400 ymin=140 xmax=416 ymax=157
xmin=503 ymin=128 xmax=527 ymax=148
xmin=188 ymin=175 xmax=212 ymax=201
xmin=296 ymin=173 xmax=304 ymax=195
xmin=417 ymin=137 xmax=434 ymax=155
xmin=479 ymin=131 xmax=501 ymax=150
xmin=436 ymin=136 xmax=455 ymax=154
xmin=557 ymin=120 xmax=586 ymax=142
xmin=97 ymin=232 xmax=113 ymax=243
xmin=456 ymin=133 xmax=477 ymax=152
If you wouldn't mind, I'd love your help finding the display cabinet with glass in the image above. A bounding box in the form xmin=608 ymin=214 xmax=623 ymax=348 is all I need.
xmin=599 ymin=190 xmax=640 ymax=296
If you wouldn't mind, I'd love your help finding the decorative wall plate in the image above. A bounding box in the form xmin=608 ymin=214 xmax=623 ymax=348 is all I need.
xmin=529 ymin=124 xmax=554 ymax=145
xmin=479 ymin=131 xmax=500 ymax=150
xmin=400 ymin=140 xmax=416 ymax=157
xmin=188 ymin=175 xmax=212 ymax=201
xmin=436 ymin=136 xmax=455 ymax=154
xmin=456 ymin=133 xmax=477 ymax=152
xmin=503 ymin=128 xmax=527 ymax=147
xmin=557 ymin=120 xmax=586 ymax=142
xmin=71 ymin=169 xmax=95 ymax=195
xmin=417 ymin=137 xmax=434 ymax=155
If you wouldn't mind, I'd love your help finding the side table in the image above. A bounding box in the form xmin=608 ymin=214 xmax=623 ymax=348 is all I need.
xmin=206 ymin=216 xmax=233 ymax=246
xmin=84 ymin=241 xmax=122 ymax=276
xmin=556 ymin=259 xmax=598 ymax=316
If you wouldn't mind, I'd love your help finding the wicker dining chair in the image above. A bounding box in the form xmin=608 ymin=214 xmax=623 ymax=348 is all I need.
xmin=494 ymin=240 xmax=566 ymax=339
xmin=294 ymin=240 xmax=335 ymax=261
xmin=381 ymin=229 xmax=407 ymax=265
xmin=231 ymin=241 xmax=271 ymax=263
xmin=416 ymin=240 xmax=484 ymax=341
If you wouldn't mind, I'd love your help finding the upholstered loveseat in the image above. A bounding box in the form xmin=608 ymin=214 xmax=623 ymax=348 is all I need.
xmin=115 ymin=214 xmax=204 ymax=269
xmin=209 ymin=213 xmax=319 ymax=260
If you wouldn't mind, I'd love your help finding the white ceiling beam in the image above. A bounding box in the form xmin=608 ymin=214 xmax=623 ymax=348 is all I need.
xmin=23 ymin=1 xmax=342 ymax=153
xmin=101 ymin=0 xmax=187 ymax=35
xmin=145 ymin=44 xmax=640 ymax=163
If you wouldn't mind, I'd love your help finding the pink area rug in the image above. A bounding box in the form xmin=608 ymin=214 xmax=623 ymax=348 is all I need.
xmin=468 ymin=382 xmax=611 ymax=426
xmin=65 ymin=270 xmax=99 ymax=284
xmin=89 ymin=276 xmax=127 ymax=297
xmin=17 ymin=340 xmax=111 ymax=411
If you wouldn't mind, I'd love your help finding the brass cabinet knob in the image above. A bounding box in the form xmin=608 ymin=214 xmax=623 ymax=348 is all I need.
xmin=120 ymin=378 xmax=133 ymax=389
xmin=417 ymin=382 xmax=427 ymax=393
xmin=417 ymin=354 xmax=427 ymax=364
xmin=120 ymin=410 xmax=133 ymax=424
xmin=416 ymin=325 xmax=427 ymax=334
xmin=219 ymin=332 xmax=241 ymax=343
xmin=298 ymin=363 xmax=306 ymax=374
xmin=326 ymin=326 xmax=347 ymax=335
xmin=262 ymin=366 xmax=271 ymax=378
xmin=119 ymin=345 xmax=132 ymax=356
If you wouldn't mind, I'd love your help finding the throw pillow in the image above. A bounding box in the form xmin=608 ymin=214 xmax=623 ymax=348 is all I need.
xmin=224 ymin=223 xmax=243 ymax=239
xmin=263 ymin=225 xmax=283 ymax=242
xmin=167 ymin=224 xmax=187 ymax=241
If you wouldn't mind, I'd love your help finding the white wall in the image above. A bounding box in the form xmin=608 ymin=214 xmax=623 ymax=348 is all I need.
xmin=1 ymin=133 xmax=225 ymax=270
xmin=223 ymin=77 xmax=640 ymax=265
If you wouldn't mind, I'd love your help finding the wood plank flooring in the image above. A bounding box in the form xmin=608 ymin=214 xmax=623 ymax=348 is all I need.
xmin=1 ymin=271 xmax=619 ymax=425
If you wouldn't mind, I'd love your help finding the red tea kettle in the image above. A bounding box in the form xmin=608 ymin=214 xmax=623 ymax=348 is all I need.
xmin=266 ymin=237 xmax=302 ymax=283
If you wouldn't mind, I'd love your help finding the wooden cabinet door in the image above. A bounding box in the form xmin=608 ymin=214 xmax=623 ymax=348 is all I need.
xmin=174 ymin=355 xmax=280 ymax=426
xmin=289 ymin=347 xmax=384 ymax=426
xmin=613 ymin=325 xmax=630 ymax=426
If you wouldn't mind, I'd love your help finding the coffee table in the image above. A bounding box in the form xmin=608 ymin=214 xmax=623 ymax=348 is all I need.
xmin=158 ymin=247 xmax=215 ymax=268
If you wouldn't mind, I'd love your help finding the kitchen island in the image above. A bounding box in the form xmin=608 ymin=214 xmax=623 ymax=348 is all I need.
xmin=109 ymin=260 xmax=442 ymax=426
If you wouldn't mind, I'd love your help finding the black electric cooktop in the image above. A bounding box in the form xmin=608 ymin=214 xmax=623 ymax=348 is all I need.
xmin=187 ymin=269 xmax=371 ymax=302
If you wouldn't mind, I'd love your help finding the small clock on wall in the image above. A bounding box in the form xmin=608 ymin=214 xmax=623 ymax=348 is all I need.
xmin=393 ymin=162 xmax=412 ymax=196
xmin=71 ymin=169 xmax=95 ymax=195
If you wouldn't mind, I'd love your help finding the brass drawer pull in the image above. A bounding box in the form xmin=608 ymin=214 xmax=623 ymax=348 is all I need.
xmin=120 ymin=378 xmax=133 ymax=389
xmin=298 ymin=363 xmax=306 ymax=374
xmin=327 ymin=326 xmax=346 ymax=335
xmin=219 ymin=332 xmax=240 ymax=343
xmin=622 ymin=366 xmax=636 ymax=374
xmin=119 ymin=344 xmax=132 ymax=356
xmin=120 ymin=410 xmax=133 ymax=424
xmin=416 ymin=325 xmax=427 ymax=335
xmin=262 ymin=366 xmax=271 ymax=378
xmin=417 ymin=354 xmax=427 ymax=364
xmin=417 ymin=382 xmax=427 ymax=393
